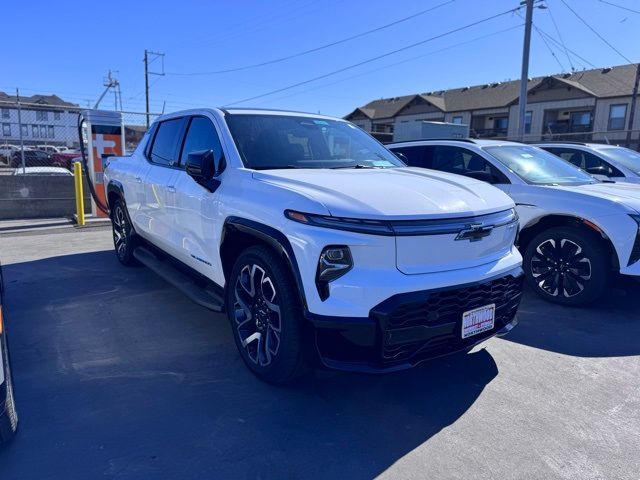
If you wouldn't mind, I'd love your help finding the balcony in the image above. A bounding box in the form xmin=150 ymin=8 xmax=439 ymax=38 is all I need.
xmin=471 ymin=127 xmax=508 ymax=139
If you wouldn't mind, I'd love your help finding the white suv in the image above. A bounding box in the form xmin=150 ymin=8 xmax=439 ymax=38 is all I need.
xmin=389 ymin=139 xmax=640 ymax=306
xmin=104 ymin=109 xmax=523 ymax=383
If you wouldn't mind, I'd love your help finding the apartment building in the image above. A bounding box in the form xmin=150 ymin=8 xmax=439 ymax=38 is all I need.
xmin=345 ymin=64 xmax=639 ymax=146
xmin=0 ymin=92 xmax=80 ymax=147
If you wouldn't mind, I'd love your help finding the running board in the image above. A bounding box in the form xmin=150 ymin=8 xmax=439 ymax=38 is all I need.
xmin=133 ymin=246 xmax=224 ymax=312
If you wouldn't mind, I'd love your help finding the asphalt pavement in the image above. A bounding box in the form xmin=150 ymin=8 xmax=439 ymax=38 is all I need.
xmin=0 ymin=228 xmax=638 ymax=480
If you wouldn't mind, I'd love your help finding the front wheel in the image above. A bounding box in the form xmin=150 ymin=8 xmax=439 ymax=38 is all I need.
xmin=226 ymin=246 xmax=309 ymax=384
xmin=523 ymin=226 xmax=610 ymax=306
xmin=111 ymin=199 xmax=137 ymax=266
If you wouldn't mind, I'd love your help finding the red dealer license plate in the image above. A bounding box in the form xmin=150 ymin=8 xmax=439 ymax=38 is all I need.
xmin=461 ymin=304 xmax=495 ymax=339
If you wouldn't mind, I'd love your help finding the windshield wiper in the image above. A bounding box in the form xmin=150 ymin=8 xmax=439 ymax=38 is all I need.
xmin=330 ymin=164 xmax=379 ymax=169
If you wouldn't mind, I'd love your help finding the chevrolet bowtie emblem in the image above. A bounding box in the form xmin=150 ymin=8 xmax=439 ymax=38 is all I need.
xmin=455 ymin=223 xmax=494 ymax=242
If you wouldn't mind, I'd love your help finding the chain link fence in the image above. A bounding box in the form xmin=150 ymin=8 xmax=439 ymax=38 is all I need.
xmin=0 ymin=98 xmax=159 ymax=219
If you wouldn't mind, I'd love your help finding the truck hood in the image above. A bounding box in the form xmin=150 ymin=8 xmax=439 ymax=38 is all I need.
xmin=252 ymin=167 xmax=514 ymax=220
xmin=550 ymin=182 xmax=640 ymax=214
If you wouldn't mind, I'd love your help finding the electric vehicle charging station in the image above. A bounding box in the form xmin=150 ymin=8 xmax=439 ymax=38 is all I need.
xmin=80 ymin=110 xmax=125 ymax=218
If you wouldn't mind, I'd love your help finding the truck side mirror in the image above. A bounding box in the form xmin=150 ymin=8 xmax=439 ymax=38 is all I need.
xmin=186 ymin=149 xmax=222 ymax=192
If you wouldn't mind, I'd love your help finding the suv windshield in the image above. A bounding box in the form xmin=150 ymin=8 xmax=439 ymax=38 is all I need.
xmin=596 ymin=147 xmax=640 ymax=174
xmin=226 ymin=114 xmax=404 ymax=170
xmin=484 ymin=145 xmax=596 ymax=185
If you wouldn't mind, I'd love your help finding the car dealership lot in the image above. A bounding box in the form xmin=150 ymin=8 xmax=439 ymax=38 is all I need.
xmin=0 ymin=228 xmax=638 ymax=480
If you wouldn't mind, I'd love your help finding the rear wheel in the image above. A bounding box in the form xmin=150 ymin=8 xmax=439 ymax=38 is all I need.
xmin=226 ymin=246 xmax=309 ymax=384
xmin=111 ymin=199 xmax=137 ymax=266
xmin=523 ymin=226 xmax=610 ymax=306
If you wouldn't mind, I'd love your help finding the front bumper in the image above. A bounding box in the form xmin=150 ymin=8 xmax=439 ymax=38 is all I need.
xmin=306 ymin=269 xmax=524 ymax=372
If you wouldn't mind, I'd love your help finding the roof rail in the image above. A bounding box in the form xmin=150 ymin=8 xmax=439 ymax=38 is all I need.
xmin=388 ymin=138 xmax=477 ymax=144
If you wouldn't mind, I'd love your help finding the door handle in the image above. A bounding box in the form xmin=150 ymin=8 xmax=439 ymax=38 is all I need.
xmin=135 ymin=176 xmax=142 ymax=183
xmin=167 ymin=185 xmax=176 ymax=193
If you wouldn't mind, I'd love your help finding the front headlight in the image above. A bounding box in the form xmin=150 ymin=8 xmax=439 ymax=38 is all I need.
xmin=628 ymin=215 xmax=640 ymax=266
xmin=316 ymin=246 xmax=353 ymax=301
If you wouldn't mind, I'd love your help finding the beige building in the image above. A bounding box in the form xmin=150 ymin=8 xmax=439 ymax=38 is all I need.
xmin=345 ymin=64 xmax=639 ymax=147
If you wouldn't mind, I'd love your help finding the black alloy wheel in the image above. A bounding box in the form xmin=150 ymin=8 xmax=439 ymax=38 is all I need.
xmin=111 ymin=199 xmax=137 ymax=266
xmin=524 ymin=226 xmax=609 ymax=306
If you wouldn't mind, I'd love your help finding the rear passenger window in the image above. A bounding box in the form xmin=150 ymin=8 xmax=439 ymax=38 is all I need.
xmin=180 ymin=117 xmax=224 ymax=167
xmin=150 ymin=118 xmax=185 ymax=167
xmin=545 ymin=147 xmax=622 ymax=177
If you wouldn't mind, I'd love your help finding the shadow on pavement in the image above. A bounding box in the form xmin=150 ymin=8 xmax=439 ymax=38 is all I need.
xmin=0 ymin=251 xmax=498 ymax=480
xmin=501 ymin=278 xmax=640 ymax=357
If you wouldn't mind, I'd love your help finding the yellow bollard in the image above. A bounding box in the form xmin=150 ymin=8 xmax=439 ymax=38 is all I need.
xmin=74 ymin=161 xmax=85 ymax=226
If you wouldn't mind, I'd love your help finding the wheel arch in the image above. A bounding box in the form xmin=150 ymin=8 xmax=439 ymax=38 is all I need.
xmin=519 ymin=214 xmax=620 ymax=271
xmin=106 ymin=180 xmax=125 ymax=215
xmin=220 ymin=217 xmax=307 ymax=309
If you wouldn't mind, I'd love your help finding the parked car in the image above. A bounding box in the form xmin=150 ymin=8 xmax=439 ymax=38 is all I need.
xmin=536 ymin=142 xmax=640 ymax=184
xmin=10 ymin=150 xmax=52 ymax=168
xmin=13 ymin=166 xmax=73 ymax=176
xmin=104 ymin=109 xmax=524 ymax=383
xmin=0 ymin=261 xmax=18 ymax=442
xmin=388 ymin=139 xmax=640 ymax=306
xmin=51 ymin=151 xmax=81 ymax=170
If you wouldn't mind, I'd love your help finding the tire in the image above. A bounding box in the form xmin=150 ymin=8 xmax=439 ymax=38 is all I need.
xmin=111 ymin=199 xmax=137 ymax=266
xmin=523 ymin=226 xmax=610 ymax=306
xmin=225 ymin=245 xmax=309 ymax=384
xmin=0 ymin=335 xmax=18 ymax=443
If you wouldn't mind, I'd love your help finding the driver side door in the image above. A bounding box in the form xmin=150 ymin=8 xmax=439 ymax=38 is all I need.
xmin=171 ymin=115 xmax=226 ymax=276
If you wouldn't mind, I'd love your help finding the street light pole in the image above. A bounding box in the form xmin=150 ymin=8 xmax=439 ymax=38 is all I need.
xmin=518 ymin=0 xmax=534 ymax=141
xmin=144 ymin=49 xmax=150 ymax=128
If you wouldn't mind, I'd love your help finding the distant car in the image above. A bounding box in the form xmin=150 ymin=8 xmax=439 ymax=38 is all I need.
xmin=388 ymin=139 xmax=640 ymax=306
xmin=12 ymin=166 xmax=73 ymax=176
xmin=36 ymin=145 xmax=63 ymax=154
xmin=51 ymin=151 xmax=81 ymax=170
xmin=536 ymin=142 xmax=640 ymax=184
xmin=0 ymin=261 xmax=18 ymax=442
xmin=9 ymin=150 xmax=52 ymax=168
xmin=0 ymin=145 xmax=20 ymax=164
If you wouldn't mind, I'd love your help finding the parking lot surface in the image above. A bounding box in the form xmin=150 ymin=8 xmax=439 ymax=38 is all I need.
xmin=0 ymin=228 xmax=638 ymax=480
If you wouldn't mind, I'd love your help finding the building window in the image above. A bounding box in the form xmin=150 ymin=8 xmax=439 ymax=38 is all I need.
xmin=2 ymin=123 xmax=11 ymax=136
xmin=608 ymin=104 xmax=627 ymax=131
xmin=32 ymin=125 xmax=39 ymax=137
xmin=1 ymin=108 xmax=9 ymax=119
xmin=48 ymin=125 xmax=55 ymax=138
xmin=494 ymin=117 xmax=509 ymax=131
xmin=525 ymin=111 xmax=532 ymax=134
xmin=21 ymin=125 xmax=28 ymax=137
xmin=452 ymin=116 xmax=463 ymax=124
xmin=36 ymin=110 xmax=49 ymax=121
xmin=40 ymin=125 xmax=47 ymax=138
xmin=54 ymin=111 xmax=61 ymax=120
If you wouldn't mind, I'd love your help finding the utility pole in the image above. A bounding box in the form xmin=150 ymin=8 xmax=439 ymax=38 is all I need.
xmin=626 ymin=63 xmax=640 ymax=149
xmin=144 ymin=49 xmax=150 ymax=128
xmin=518 ymin=0 xmax=534 ymax=141
xmin=143 ymin=50 xmax=165 ymax=128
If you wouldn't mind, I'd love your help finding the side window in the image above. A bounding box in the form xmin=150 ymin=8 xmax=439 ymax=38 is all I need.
xmin=547 ymin=148 xmax=621 ymax=177
xmin=432 ymin=146 xmax=508 ymax=184
xmin=149 ymin=118 xmax=185 ymax=167
xmin=390 ymin=146 xmax=432 ymax=168
xmin=179 ymin=116 xmax=224 ymax=167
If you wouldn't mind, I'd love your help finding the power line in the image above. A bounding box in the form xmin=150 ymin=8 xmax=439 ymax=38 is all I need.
xmin=547 ymin=2 xmax=575 ymax=71
xmin=252 ymin=24 xmax=524 ymax=107
xmin=223 ymin=6 xmax=523 ymax=106
xmin=166 ymin=0 xmax=455 ymax=76
xmin=517 ymin=10 xmax=566 ymax=72
xmin=598 ymin=0 xmax=640 ymax=15
xmin=559 ymin=0 xmax=633 ymax=64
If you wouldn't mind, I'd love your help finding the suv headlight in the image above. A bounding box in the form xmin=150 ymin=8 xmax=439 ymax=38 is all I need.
xmin=629 ymin=215 xmax=640 ymax=266
xmin=316 ymin=246 xmax=353 ymax=301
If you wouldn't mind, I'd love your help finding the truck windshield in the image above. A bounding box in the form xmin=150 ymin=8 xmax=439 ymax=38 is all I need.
xmin=596 ymin=147 xmax=640 ymax=175
xmin=484 ymin=145 xmax=596 ymax=185
xmin=226 ymin=114 xmax=404 ymax=170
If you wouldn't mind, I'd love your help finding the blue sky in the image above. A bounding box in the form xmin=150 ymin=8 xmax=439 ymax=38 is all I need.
xmin=3 ymin=0 xmax=638 ymax=117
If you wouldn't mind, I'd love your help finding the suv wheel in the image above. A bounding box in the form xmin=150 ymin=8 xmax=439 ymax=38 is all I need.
xmin=523 ymin=226 xmax=609 ymax=306
xmin=111 ymin=199 xmax=137 ymax=266
xmin=226 ymin=246 xmax=308 ymax=384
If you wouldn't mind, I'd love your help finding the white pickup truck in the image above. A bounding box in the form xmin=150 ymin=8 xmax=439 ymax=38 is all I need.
xmin=104 ymin=108 xmax=524 ymax=383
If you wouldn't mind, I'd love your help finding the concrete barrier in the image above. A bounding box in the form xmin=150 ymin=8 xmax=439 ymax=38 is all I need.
xmin=0 ymin=175 xmax=92 ymax=220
